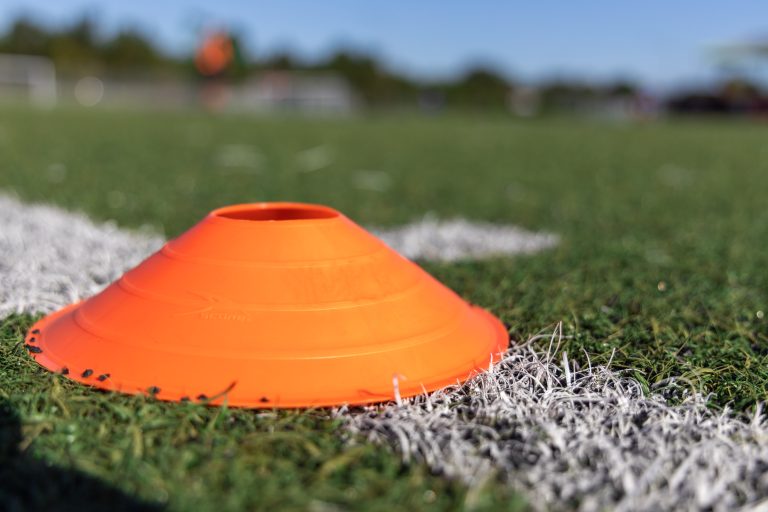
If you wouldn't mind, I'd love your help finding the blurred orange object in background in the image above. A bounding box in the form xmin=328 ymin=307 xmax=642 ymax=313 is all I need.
xmin=194 ymin=31 xmax=234 ymax=76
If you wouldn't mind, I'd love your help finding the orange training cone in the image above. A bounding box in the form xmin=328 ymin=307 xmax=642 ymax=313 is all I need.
xmin=26 ymin=203 xmax=508 ymax=408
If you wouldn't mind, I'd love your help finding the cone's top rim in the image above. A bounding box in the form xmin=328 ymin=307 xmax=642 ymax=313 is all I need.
xmin=209 ymin=202 xmax=343 ymax=224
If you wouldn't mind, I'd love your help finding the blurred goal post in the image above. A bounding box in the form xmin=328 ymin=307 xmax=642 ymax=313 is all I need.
xmin=0 ymin=54 xmax=57 ymax=107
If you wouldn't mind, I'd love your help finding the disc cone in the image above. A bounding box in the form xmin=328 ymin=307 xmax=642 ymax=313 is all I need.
xmin=27 ymin=203 xmax=508 ymax=408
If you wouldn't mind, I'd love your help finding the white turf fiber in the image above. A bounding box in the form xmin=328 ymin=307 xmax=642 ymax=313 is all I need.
xmin=0 ymin=194 xmax=164 ymax=318
xmin=342 ymin=327 xmax=768 ymax=512
xmin=1 ymin=193 xmax=767 ymax=511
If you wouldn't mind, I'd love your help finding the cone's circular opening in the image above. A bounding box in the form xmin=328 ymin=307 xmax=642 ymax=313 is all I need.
xmin=214 ymin=203 xmax=339 ymax=222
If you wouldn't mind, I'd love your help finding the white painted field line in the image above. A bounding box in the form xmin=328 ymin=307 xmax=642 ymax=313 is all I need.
xmin=341 ymin=325 xmax=768 ymax=512
xmin=374 ymin=216 xmax=558 ymax=262
xmin=0 ymin=194 xmax=164 ymax=317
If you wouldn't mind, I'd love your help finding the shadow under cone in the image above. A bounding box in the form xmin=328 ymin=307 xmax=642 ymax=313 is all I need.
xmin=27 ymin=203 xmax=508 ymax=408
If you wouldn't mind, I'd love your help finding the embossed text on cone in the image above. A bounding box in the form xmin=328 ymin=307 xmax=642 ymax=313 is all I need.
xmin=26 ymin=203 xmax=508 ymax=408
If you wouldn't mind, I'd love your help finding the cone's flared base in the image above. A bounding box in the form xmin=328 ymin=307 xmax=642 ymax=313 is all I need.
xmin=26 ymin=202 xmax=509 ymax=408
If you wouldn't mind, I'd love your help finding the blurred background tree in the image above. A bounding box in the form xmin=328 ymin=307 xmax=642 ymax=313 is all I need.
xmin=5 ymin=14 xmax=765 ymax=115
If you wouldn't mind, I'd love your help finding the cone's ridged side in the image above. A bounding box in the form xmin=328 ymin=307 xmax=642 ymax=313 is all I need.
xmin=28 ymin=203 xmax=508 ymax=407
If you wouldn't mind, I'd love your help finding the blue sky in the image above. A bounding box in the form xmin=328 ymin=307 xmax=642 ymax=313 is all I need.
xmin=1 ymin=0 xmax=767 ymax=88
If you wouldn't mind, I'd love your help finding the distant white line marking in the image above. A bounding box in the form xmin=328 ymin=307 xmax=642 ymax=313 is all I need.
xmin=375 ymin=217 xmax=558 ymax=261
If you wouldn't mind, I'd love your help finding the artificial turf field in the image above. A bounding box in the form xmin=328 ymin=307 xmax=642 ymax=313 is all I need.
xmin=1 ymin=106 xmax=767 ymax=510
